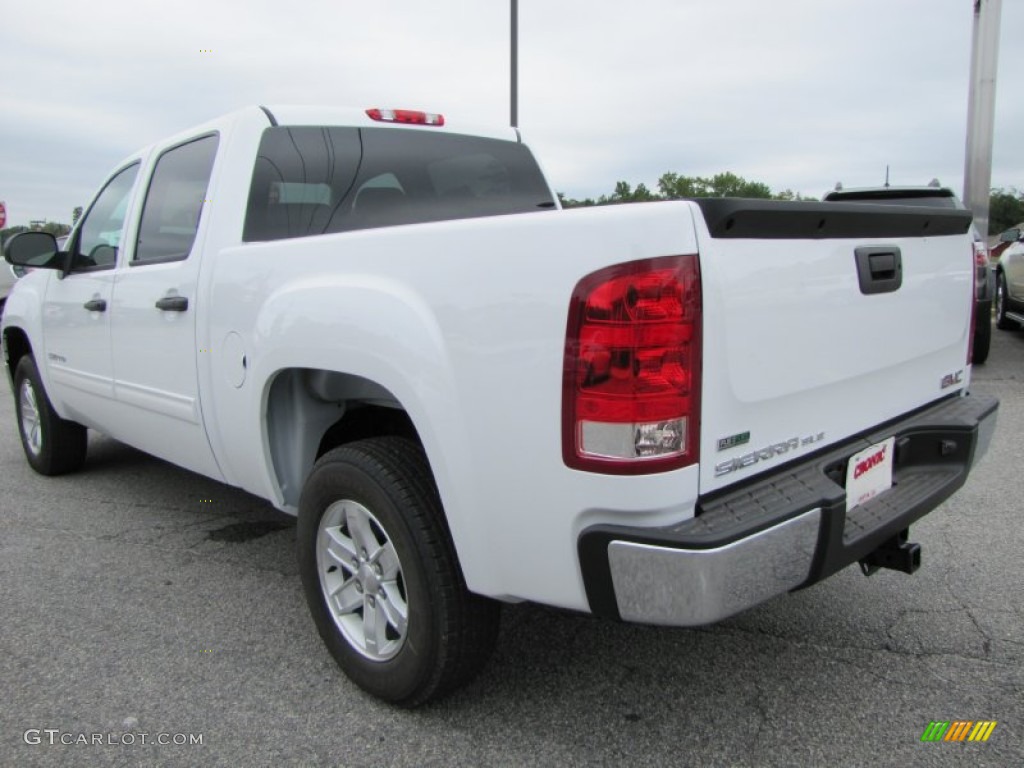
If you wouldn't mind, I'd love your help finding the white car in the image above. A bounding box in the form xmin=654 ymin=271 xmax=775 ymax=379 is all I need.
xmin=995 ymin=227 xmax=1024 ymax=329
xmin=0 ymin=230 xmax=21 ymax=310
xmin=0 ymin=263 xmax=14 ymax=311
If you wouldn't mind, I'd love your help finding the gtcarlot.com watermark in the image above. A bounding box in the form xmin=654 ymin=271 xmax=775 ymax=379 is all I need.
xmin=24 ymin=729 xmax=203 ymax=746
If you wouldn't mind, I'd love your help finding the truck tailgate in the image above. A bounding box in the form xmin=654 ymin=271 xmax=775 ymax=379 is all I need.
xmin=691 ymin=199 xmax=975 ymax=495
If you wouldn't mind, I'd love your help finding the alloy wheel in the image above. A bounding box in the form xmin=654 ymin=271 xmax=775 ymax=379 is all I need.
xmin=316 ymin=499 xmax=408 ymax=661
xmin=19 ymin=378 xmax=43 ymax=457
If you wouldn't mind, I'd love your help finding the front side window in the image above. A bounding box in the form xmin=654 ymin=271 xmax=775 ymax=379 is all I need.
xmin=72 ymin=163 xmax=140 ymax=271
xmin=243 ymin=126 xmax=555 ymax=242
xmin=134 ymin=135 xmax=219 ymax=263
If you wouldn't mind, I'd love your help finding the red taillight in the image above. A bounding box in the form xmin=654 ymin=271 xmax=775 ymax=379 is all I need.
xmin=366 ymin=108 xmax=445 ymax=126
xmin=973 ymin=241 xmax=989 ymax=268
xmin=563 ymin=255 xmax=702 ymax=474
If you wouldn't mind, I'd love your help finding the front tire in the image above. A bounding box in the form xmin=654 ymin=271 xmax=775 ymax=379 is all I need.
xmin=297 ymin=437 xmax=500 ymax=706
xmin=13 ymin=355 xmax=87 ymax=475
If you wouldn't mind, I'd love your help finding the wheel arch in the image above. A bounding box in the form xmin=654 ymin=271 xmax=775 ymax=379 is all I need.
xmin=258 ymin=363 xmax=497 ymax=596
xmin=263 ymin=367 xmax=421 ymax=510
xmin=2 ymin=326 xmax=34 ymax=387
xmin=236 ymin=269 xmax=489 ymax=596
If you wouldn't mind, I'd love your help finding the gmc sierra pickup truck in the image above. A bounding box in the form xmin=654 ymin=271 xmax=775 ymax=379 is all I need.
xmin=2 ymin=106 xmax=998 ymax=706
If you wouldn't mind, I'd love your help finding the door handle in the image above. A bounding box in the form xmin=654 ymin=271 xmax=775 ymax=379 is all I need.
xmin=155 ymin=296 xmax=189 ymax=312
xmin=83 ymin=298 xmax=107 ymax=312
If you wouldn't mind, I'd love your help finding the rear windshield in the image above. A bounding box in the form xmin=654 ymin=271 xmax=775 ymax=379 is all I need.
xmin=244 ymin=126 xmax=555 ymax=242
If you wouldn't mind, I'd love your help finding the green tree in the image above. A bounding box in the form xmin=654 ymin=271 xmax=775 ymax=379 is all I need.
xmin=705 ymin=172 xmax=773 ymax=199
xmin=658 ymin=171 xmax=774 ymax=199
xmin=561 ymin=171 xmax=824 ymax=208
xmin=39 ymin=221 xmax=71 ymax=237
xmin=0 ymin=225 xmax=28 ymax=247
xmin=72 ymin=206 xmax=83 ymax=225
xmin=657 ymin=172 xmax=702 ymax=198
xmin=988 ymin=188 xmax=1024 ymax=235
xmin=557 ymin=192 xmax=597 ymax=208
xmin=558 ymin=182 xmax=658 ymax=208
xmin=0 ymin=221 xmax=70 ymax=246
xmin=772 ymin=188 xmax=819 ymax=202
xmin=598 ymin=181 xmax=660 ymax=204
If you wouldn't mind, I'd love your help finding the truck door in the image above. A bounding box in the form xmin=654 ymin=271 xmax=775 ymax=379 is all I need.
xmin=42 ymin=163 xmax=140 ymax=426
xmin=108 ymin=133 xmax=223 ymax=479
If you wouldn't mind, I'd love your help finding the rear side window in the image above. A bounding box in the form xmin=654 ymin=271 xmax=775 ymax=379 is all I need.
xmin=243 ymin=126 xmax=554 ymax=242
xmin=134 ymin=134 xmax=219 ymax=264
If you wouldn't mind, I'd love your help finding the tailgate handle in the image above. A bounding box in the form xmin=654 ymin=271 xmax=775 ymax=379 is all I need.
xmin=855 ymin=246 xmax=902 ymax=295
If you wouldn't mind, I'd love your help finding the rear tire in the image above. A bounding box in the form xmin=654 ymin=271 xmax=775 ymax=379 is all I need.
xmin=972 ymin=300 xmax=991 ymax=364
xmin=995 ymin=272 xmax=1018 ymax=331
xmin=13 ymin=355 xmax=88 ymax=475
xmin=297 ymin=437 xmax=500 ymax=706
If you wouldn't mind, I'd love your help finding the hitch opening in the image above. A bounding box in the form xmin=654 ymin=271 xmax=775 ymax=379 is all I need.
xmin=859 ymin=529 xmax=921 ymax=576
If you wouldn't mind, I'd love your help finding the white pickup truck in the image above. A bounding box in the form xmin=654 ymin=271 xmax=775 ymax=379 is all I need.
xmin=2 ymin=106 xmax=998 ymax=706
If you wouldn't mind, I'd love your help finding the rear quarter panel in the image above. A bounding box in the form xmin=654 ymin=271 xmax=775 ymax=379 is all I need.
xmin=205 ymin=202 xmax=704 ymax=609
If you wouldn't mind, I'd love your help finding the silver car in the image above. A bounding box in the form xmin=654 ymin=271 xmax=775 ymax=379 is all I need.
xmin=995 ymin=226 xmax=1024 ymax=330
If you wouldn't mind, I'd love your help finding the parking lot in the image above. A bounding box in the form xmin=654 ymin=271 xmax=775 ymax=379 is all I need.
xmin=1 ymin=320 xmax=1021 ymax=767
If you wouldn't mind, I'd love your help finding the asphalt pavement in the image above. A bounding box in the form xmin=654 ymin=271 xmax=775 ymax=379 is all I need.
xmin=1 ymin=320 xmax=1021 ymax=767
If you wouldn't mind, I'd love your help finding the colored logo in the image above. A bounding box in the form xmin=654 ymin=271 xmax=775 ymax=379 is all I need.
xmin=853 ymin=443 xmax=888 ymax=479
xmin=920 ymin=721 xmax=997 ymax=742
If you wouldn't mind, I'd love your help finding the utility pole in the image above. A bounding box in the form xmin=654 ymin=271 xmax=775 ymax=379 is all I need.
xmin=511 ymin=0 xmax=519 ymax=128
xmin=963 ymin=0 xmax=1002 ymax=239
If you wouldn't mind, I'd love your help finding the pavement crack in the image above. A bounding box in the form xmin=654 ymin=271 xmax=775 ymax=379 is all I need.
xmin=933 ymin=526 xmax=996 ymax=657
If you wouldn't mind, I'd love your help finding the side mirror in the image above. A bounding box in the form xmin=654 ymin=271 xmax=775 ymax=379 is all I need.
xmin=3 ymin=231 xmax=62 ymax=270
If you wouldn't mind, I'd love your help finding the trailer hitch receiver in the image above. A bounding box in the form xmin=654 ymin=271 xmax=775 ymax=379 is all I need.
xmin=859 ymin=529 xmax=921 ymax=576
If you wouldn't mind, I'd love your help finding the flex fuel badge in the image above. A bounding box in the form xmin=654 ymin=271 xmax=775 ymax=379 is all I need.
xmin=717 ymin=431 xmax=750 ymax=451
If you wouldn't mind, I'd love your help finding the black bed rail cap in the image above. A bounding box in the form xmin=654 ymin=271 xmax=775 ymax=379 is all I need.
xmin=692 ymin=198 xmax=973 ymax=240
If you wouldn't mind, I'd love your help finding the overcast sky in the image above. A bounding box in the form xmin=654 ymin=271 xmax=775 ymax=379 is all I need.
xmin=2 ymin=0 xmax=1021 ymax=227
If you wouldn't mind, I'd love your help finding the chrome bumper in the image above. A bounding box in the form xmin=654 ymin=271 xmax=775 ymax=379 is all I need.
xmin=607 ymin=510 xmax=821 ymax=626
xmin=578 ymin=392 xmax=998 ymax=626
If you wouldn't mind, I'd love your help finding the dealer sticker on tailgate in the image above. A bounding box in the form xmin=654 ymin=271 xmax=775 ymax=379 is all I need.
xmin=845 ymin=437 xmax=895 ymax=512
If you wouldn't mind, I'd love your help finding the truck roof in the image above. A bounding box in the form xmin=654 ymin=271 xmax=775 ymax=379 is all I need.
xmin=107 ymin=105 xmax=525 ymax=179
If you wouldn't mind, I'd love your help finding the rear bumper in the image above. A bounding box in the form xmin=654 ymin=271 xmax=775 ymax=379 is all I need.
xmin=578 ymin=392 xmax=998 ymax=626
